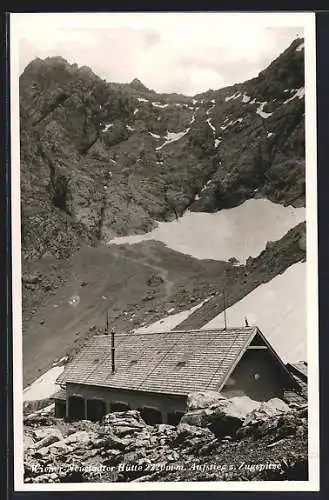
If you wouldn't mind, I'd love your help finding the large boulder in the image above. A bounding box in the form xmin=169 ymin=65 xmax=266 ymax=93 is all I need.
xmin=244 ymin=397 xmax=290 ymax=426
xmin=181 ymin=392 xmax=280 ymax=437
xmin=101 ymin=410 xmax=149 ymax=438
xmin=32 ymin=427 xmax=63 ymax=442
xmin=41 ymin=440 xmax=73 ymax=455
xmin=186 ymin=391 xmax=226 ymax=411
xmin=181 ymin=396 xmax=263 ymax=437
xmin=102 ymin=410 xmax=146 ymax=425
xmin=228 ymin=396 xmax=261 ymax=415
xmin=33 ymin=432 xmax=61 ymax=450
xmin=180 ymin=407 xmax=215 ymax=427
xmin=180 ymin=400 xmax=244 ymax=437
xmin=207 ymin=400 xmax=247 ymax=437
xmin=64 ymin=430 xmax=97 ymax=446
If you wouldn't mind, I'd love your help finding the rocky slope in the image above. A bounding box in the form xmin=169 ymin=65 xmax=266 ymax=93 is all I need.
xmin=20 ymin=38 xmax=305 ymax=260
xmin=23 ymin=394 xmax=308 ymax=483
xmin=20 ymin=37 xmax=306 ymax=386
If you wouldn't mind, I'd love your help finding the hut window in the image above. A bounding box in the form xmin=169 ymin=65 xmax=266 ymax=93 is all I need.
xmin=140 ymin=406 xmax=163 ymax=425
xmin=68 ymin=395 xmax=85 ymax=420
xmin=167 ymin=411 xmax=184 ymax=426
xmin=87 ymin=398 xmax=106 ymax=422
xmin=110 ymin=401 xmax=131 ymax=412
xmin=55 ymin=400 xmax=66 ymax=418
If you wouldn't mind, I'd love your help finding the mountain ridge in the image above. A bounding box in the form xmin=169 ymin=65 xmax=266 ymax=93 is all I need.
xmin=20 ymin=37 xmax=305 ymax=260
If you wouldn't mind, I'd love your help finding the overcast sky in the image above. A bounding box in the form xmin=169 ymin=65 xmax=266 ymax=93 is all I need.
xmin=13 ymin=13 xmax=306 ymax=95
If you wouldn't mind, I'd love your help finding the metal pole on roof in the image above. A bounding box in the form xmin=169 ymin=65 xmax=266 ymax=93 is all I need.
xmin=106 ymin=310 xmax=109 ymax=335
xmin=111 ymin=327 xmax=115 ymax=373
xmin=223 ymin=289 xmax=228 ymax=330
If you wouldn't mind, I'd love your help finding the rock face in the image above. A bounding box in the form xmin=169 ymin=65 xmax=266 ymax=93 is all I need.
xmin=20 ymin=38 xmax=305 ymax=261
xmin=23 ymin=397 xmax=308 ymax=483
xmin=181 ymin=395 xmax=292 ymax=438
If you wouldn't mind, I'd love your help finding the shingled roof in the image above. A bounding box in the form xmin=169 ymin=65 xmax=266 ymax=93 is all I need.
xmin=57 ymin=327 xmax=280 ymax=396
xmin=286 ymin=361 xmax=307 ymax=382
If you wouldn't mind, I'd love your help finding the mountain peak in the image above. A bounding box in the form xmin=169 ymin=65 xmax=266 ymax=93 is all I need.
xmin=130 ymin=78 xmax=149 ymax=92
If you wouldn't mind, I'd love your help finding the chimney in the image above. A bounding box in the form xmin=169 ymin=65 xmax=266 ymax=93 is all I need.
xmin=244 ymin=317 xmax=249 ymax=327
xmin=111 ymin=327 xmax=115 ymax=373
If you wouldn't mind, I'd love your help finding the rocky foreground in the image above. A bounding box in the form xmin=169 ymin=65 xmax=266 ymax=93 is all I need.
xmin=24 ymin=393 xmax=308 ymax=483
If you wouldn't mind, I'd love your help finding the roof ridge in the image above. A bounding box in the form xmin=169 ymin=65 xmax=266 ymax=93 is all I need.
xmin=95 ymin=326 xmax=257 ymax=339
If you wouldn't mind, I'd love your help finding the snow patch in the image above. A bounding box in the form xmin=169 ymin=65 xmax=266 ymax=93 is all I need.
xmin=207 ymin=118 xmax=216 ymax=133
xmin=156 ymin=129 xmax=190 ymax=150
xmin=137 ymin=97 xmax=148 ymax=102
xmin=134 ymin=297 xmax=211 ymax=334
xmin=220 ymin=118 xmax=242 ymax=131
xmin=102 ymin=123 xmax=113 ymax=132
xmin=152 ymin=102 xmax=169 ymax=109
xmin=214 ymin=138 xmax=221 ymax=148
xmin=149 ymin=132 xmax=161 ymax=139
xmin=201 ymin=179 xmax=212 ymax=192
xmin=133 ymin=108 xmax=139 ymax=115
xmin=126 ymin=125 xmax=135 ymax=132
xmin=267 ymin=132 xmax=274 ymax=138
xmin=225 ymin=91 xmax=241 ymax=102
xmin=242 ymin=94 xmax=251 ymax=103
xmin=203 ymin=261 xmax=306 ymax=363
xmin=283 ymin=87 xmax=305 ymax=105
xmin=206 ymin=104 xmax=215 ymax=116
xmin=108 ymin=198 xmax=305 ymax=263
xmin=256 ymin=102 xmax=273 ymax=119
xmin=296 ymin=41 xmax=304 ymax=52
xmin=23 ymin=366 xmax=64 ymax=401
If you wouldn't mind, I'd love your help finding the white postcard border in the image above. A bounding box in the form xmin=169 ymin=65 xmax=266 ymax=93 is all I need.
xmin=10 ymin=11 xmax=319 ymax=492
